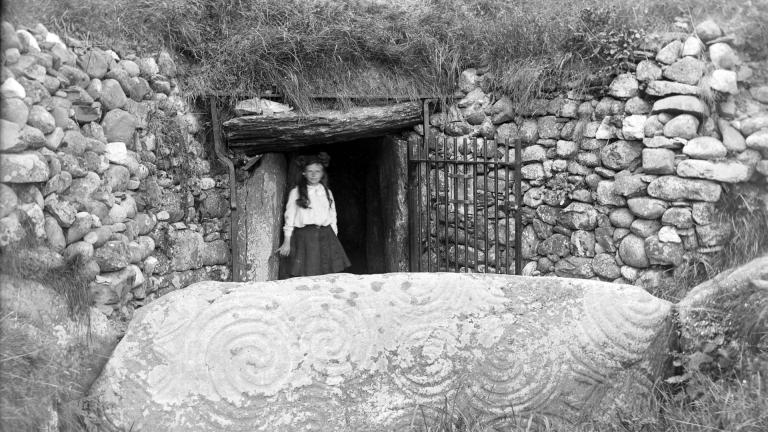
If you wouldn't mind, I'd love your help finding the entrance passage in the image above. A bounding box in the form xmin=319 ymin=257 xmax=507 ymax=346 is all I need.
xmin=281 ymin=137 xmax=398 ymax=276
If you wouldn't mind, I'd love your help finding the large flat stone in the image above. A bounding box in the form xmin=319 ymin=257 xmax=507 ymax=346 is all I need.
xmin=90 ymin=274 xmax=672 ymax=431
xmin=676 ymin=159 xmax=753 ymax=183
xmin=647 ymin=176 xmax=721 ymax=202
xmin=651 ymin=95 xmax=709 ymax=118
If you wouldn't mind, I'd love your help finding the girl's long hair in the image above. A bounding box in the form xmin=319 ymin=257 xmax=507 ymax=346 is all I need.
xmin=296 ymin=153 xmax=333 ymax=209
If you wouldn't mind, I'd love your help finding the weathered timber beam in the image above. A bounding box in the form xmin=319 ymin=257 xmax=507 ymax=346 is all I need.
xmin=224 ymin=102 xmax=421 ymax=152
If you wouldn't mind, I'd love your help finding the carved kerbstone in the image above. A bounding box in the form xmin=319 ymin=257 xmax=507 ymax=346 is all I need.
xmin=90 ymin=273 xmax=672 ymax=431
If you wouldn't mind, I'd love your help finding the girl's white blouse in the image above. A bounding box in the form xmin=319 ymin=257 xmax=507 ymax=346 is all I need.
xmin=283 ymin=185 xmax=338 ymax=237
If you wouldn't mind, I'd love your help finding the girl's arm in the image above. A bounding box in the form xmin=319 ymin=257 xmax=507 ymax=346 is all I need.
xmin=329 ymin=190 xmax=338 ymax=235
xmin=278 ymin=188 xmax=298 ymax=256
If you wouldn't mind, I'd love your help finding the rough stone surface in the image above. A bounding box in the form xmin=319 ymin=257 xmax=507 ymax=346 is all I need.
xmin=709 ymin=43 xmax=738 ymax=70
xmin=709 ymin=69 xmax=738 ymax=94
xmin=652 ymin=96 xmax=708 ymax=118
xmin=718 ymin=119 xmax=746 ymax=152
xmin=683 ymin=137 xmax=727 ymax=159
xmin=663 ymin=57 xmax=705 ymax=85
xmin=663 ymin=114 xmax=699 ymax=139
xmin=627 ymin=198 xmax=668 ymax=219
xmin=619 ymin=234 xmax=650 ymax=269
xmin=101 ymin=109 xmax=137 ymax=143
xmin=0 ymin=152 xmax=50 ymax=183
xmin=642 ymin=148 xmax=675 ymax=175
xmin=746 ymin=129 xmax=768 ymax=151
xmin=676 ymin=160 xmax=753 ymax=183
xmin=600 ymin=140 xmax=642 ymax=170
xmin=90 ymin=274 xmax=671 ymax=431
xmin=608 ymin=74 xmax=639 ymax=99
xmin=645 ymin=80 xmax=700 ymax=97
xmin=647 ymin=176 xmax=721 ymax=202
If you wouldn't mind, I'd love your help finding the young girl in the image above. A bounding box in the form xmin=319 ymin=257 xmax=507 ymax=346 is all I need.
xmin=277 ymin=153 xmax=351 ymax=276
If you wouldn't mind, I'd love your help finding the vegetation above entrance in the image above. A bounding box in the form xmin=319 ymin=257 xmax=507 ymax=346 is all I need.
xmin=5 ymin=0 xmax=767 ymax=111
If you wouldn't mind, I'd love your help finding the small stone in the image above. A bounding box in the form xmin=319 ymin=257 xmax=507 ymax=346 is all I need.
xmin=627 ymin=197 xmax=668 ymax=219
xmin=622 ymin=115 xmax=646 ymax=140
xmin=101 ymin=109 xmax=137 ymax=143
xmin=608 ymin=73 xmax=638 ymax=98
xmin=44 ymin=215 xmax=66 ymax=252
xmin=27 ymin=105 xmax=56 ymax=134
xmin=682 ymin=36 xmax=703 ymax=56
xmin=663 ymin=57 xmax=705 ymax=85
xmin=695 ymin=20 xmax=722 ymax=42
xmin=741 ymin=115 xmax=768 ymax=136
xmin=94 ymin=240 xmax=130 ymax=271
xmin=662 ymin=207 xmax=693 ymax=229
xmin=43 ymin=171 xmax=72 ymax=196
xmin=745 ymin=129 xmax=768 ymax=151
xmin=709 ymin=69 xmax=738 ymax=95
xmin=600 ymin=140 xmax=642 ymax=170
xmin=156 ymin=210 xmax=170 ymax=221
xmin=656 ymin=40 xmax=682 ymax=64
xmin=0 ymin=183 xmax=18 ymax=219
xmin=625 ymin=97 xmax=651 ymax=115
xmin=592 ymin=254 xmax=621 ymax=279
xmin=718 ymin=119 xmax=746 ymax=152
xmin=596 ymin=181 xmax=625 ymax=206
xmin=0 ymin=118 xmax=23 ymax=152
xmin=645 ymin=236 xmax=684 ymax=266
xmin=683 ymin=137 xmax=727 ymax=159
xmin=1 ymin=77 xmax=26 ymax=99
xmin=119 ymin=60 xmax=140 ymax=77
xmin=636 ymin=60 xmax=662 ymax=81
xmin=66 ymin=212 xmax=95 ymax=244
xmin=100 ymin=79 xmax=127 ymax=111
xmin=630 ymin=218 xmax=662 ymax=238
xmin=610 ymin=172 xmax=643 ymax=197
xmin=657 ymin=226 xmax=681 ymax=243
xmin=555 ymin=140 xmax=578 ymax=158
xmin=642 ymin=148 xmax=675 ymax=175
xmin=44 ymin=194 xmax=77 ymax=227
xmin=663 ymin=114 xmax=699 ymax=139
xmin=136 ymin=57 xmax=160 ymax=78
xmin=1 ymin=97 xmax=29 ymax=126
xmin=522 ymin=145 xmax=546 ymax=163
xmin=619 ymin=234 xmax=649 ymax=268
xmin=751 ymin=86 xmax=768 ymax=104
xmin=709 ymin=43 xmax=738 ymax=70
xmin=77 ymin=49 xmax=111 ymax=79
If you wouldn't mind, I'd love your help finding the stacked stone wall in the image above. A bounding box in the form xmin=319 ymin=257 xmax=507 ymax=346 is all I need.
xmin=411 ymin=20 xmax=768 ymax=288
xmin=0 ymin=22 xmax=231 ymax=320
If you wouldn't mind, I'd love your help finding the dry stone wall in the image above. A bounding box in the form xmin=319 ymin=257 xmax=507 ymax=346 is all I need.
xmin=412 ymin=20 xmax=768 ymax=289
xmin=0 ymin=22 xmax=231 ymax=320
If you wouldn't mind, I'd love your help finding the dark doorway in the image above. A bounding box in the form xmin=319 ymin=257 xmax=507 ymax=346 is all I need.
xmin=280 ymin=138 xmax=387 ymax=276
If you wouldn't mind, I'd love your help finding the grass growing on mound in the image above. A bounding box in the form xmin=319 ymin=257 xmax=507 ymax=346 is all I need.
xmin=5 ymin=0 xmax=767 ymax=111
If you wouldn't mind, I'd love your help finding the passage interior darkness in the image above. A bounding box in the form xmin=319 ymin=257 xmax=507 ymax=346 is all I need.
xmin=281 ymin=138 xmax=386 ymax=276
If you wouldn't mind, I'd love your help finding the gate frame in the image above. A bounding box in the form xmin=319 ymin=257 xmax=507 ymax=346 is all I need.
xmin=407 ymin=99 xmax=523 ymax=275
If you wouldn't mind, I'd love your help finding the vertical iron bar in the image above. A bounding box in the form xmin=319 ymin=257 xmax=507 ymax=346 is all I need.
xmin=483 ymin=138 xmax=489 ymax=271
xmin=504 ymin=138 xmax=511 ymax=274
xmin=493 ymin=139 xmax=500 ymax=273
xmin=515 ymin=137 xmax=523 ymax=275
xmin=422 ymin=99 xmax=430 ymax=272
xmin=443 ymin=137 xmax=449 ymax=271
xmin=431 ymin=134 xmax=438 ymax=273
xmin=472 ymin=138 xmax=478 ymax=271
xmin=463 ymin=137 xmax=469 ymax=272
xmin=453 ymin=137 xmax=459 ymax=271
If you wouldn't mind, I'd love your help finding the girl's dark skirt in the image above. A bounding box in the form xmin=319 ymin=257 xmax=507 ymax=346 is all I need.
xmin=288 ymin=225 xmax=351 ymax=276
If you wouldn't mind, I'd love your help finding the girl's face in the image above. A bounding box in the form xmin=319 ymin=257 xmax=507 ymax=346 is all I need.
xmin=303 ymin=163 xmax=324 ymax=185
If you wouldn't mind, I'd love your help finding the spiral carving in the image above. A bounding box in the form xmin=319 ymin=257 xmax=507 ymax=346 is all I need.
xmin=288 ymin=294 xmax=375 ymax=379
xmin=392 ymin=325 xmax=461 ymax=402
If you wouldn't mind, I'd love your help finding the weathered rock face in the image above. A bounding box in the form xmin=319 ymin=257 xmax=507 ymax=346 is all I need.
xmin=91 ymin=273 xmax=672 ymax=431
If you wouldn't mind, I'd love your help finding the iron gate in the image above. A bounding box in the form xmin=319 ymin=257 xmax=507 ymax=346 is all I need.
xmin=408 ymin=132 xmax=523 ymax=274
